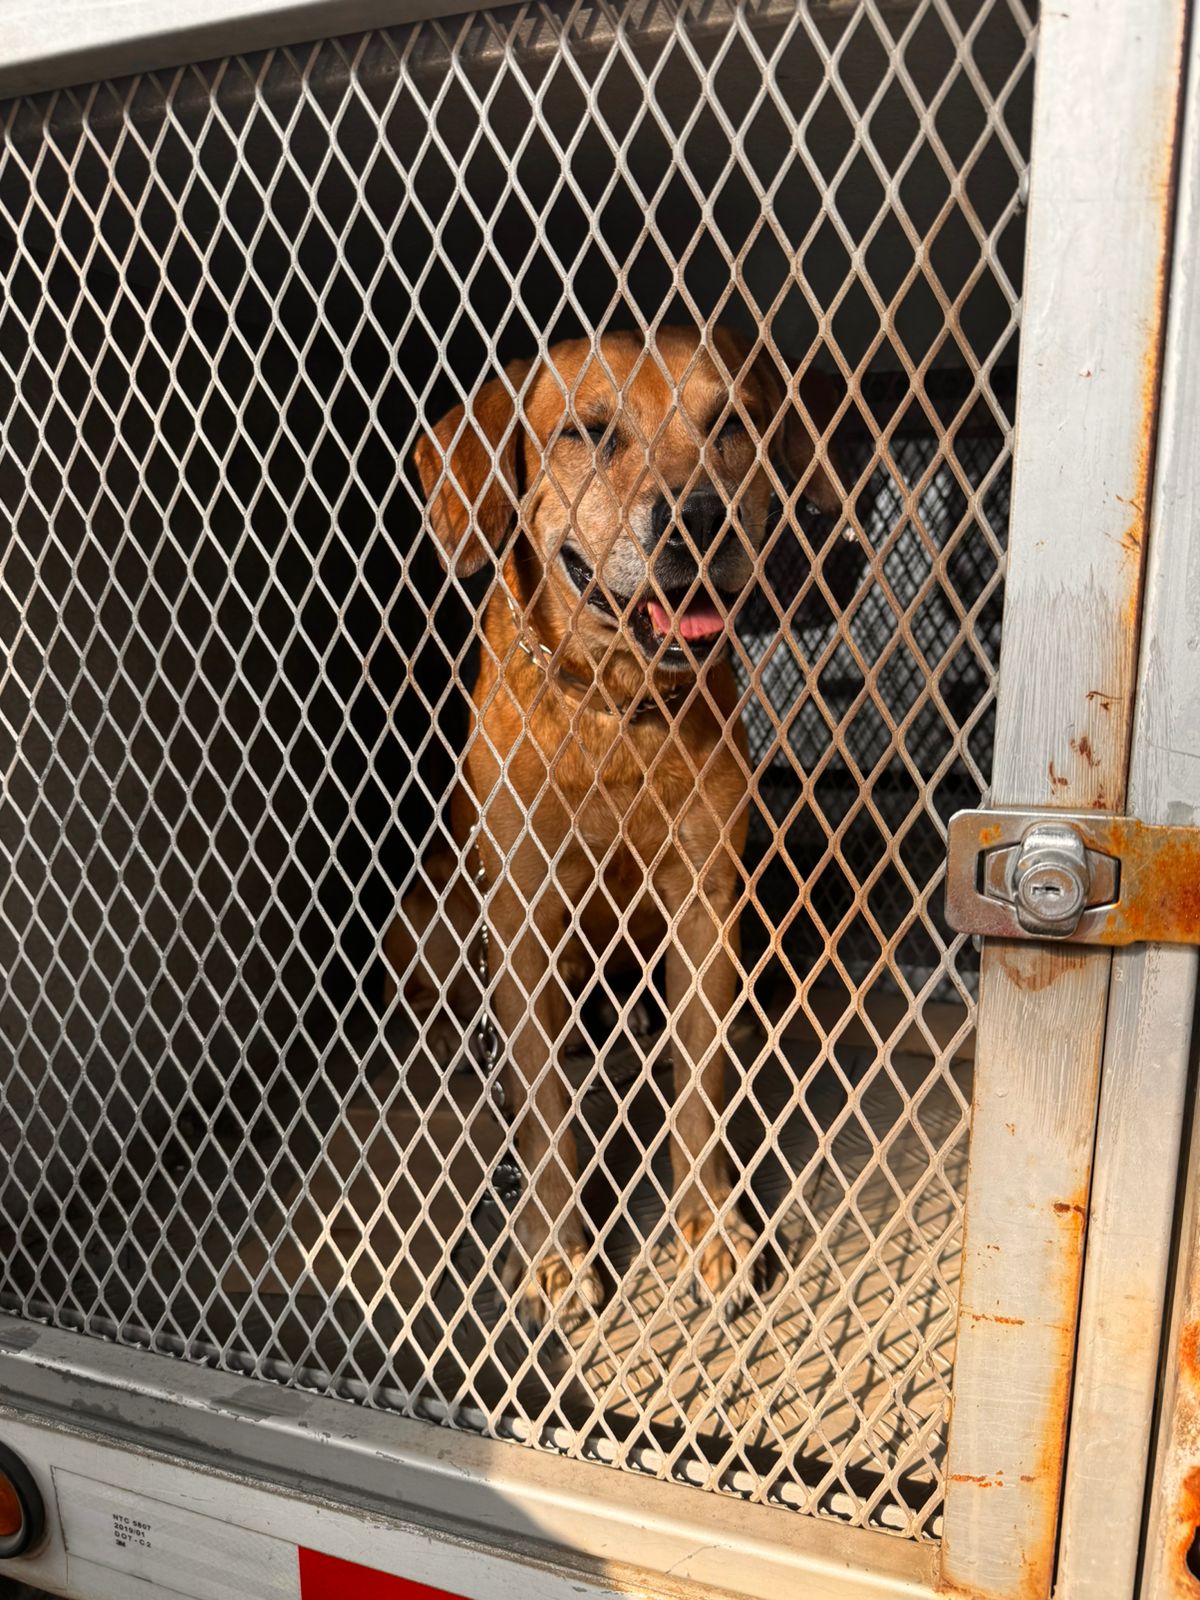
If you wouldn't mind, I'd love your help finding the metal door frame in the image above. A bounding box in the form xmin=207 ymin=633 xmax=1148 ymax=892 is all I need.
xmin=0 ymin=2 xmax=1194 ymax=1598
xmin=939 ymin=0 xmax=1193 ymax=1597
xmin=1057 ymin=0 xmax=1200 ymax=1585
xmin=1123 ymin=3 xmax=1200 ymax=1594
xmin=0 ymin=0 xmax=479 ymax=99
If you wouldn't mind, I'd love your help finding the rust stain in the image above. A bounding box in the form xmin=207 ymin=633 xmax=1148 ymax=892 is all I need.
xmin=1005 ymin=1121 xmax=1016 ymax=1136
xmin=1015 ymin=1181 xmax=1092 ymax=1598
xmin=943 ymin=1181 xmax=1091 ymax=1599
xmin=1048 ymin=760 xmax=1069 ymax=790
xmin=1086 ymin=689 xmax=1117 ymax=712
xmin=1053 ymin=1201 xmax=1087 ymax=1219
xmin=1110 ymin=831 xmax=1200 ymax=944
xmin=1070 ymin=733 xmax=1100 ymax=769
xmin=994 ymin=944 xmax=1080 ymax=993
xmin=1127 ymin=263 xmax=1164 ymax=564
xmin=1016 ymin=1331 xmax=1077 ymax=1592
xmin=1180 ymin=1321 xmax=1200 ymax=1390
xmin=1020 ymin=816 xmax=1200 ymax=942
xmin=1104 ymin=160 xmax=1174 ymax=815
xmin=963 ymin=1311 xmax=1025 ymax=1326
xmin=1164 ymin=1321 xmax=1200 ymax=1595
xmin=978 ymin=823 xmax=1002 ymax=847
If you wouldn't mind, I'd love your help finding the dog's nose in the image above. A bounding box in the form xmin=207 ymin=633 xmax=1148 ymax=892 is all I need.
xmin=650 ymin=487 xmax=726 ymax=551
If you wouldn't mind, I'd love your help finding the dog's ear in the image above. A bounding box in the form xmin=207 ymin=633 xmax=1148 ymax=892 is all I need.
xmin=413 ymin=358 xmax=533 ymax=574
xmin=749 ymin=355 xmax=846 ymax=514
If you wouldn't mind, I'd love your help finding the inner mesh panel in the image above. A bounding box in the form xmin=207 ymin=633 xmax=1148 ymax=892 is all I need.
xmin=0 ymin=0 xmax=1035 ymax=1543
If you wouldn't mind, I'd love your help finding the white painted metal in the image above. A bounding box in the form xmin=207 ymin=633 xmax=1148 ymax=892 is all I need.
xmin=1056 ymin=0 xmax=1200 ymax=1559
xmin=1123 ymin=17 xmax=1200 ymax=1599
xmin=0 ymin=1411 xmax=630 ymax=1600
xmin=0 ymin=0 xmax=476 ymax=99
xmin=938 ymin=1 xmax=1189 ymax=1596
xmin=0 ymin=1323 xmax=937 ymax=1600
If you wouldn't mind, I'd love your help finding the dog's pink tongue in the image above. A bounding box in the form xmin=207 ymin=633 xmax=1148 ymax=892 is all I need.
xmin=648 ymin=597 xmax=725 ymax=640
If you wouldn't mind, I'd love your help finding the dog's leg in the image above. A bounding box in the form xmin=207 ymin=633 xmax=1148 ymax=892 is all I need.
xmin=382 ymin=853 xmax=476 ymax=1067
xmin=489 ymin=871 xmax=602 ymax=1331
xmin=663 ymin=848 xmax=754 ymax=1309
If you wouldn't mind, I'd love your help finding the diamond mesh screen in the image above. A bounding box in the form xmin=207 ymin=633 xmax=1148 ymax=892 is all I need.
xmin=0 ymin=0 xmax=1035 ymax=1544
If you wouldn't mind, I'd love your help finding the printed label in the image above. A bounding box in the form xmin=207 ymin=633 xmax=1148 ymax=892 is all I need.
xmin=111 ymin=1511 xmax=152 ymax=1551
xmin=54 ymin=1468 xmax=474 ymax=1600
xmin=55 ymin=1470 xmax=299 ymax=1600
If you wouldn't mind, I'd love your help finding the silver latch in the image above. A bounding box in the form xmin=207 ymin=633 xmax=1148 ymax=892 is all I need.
xmin=1009 ymin=822 xmax=1097 ymax=935
xmin=945 ymin=809 xmax=1199 ymax=947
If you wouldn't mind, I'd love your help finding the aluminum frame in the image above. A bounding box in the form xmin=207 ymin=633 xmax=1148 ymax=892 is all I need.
xmin=0 ymin=1 xmax=500 ymax=101
xmin=938 ymin=0 xmax=1190 ymax=1596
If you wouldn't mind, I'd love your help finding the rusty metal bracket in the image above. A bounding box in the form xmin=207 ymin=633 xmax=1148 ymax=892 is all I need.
xmin=945 ymin=809 xmax=1200 ymax=946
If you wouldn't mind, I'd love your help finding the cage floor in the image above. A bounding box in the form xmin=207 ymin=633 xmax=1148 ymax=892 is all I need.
xmin=432 ymin=1025 xmax=970 ymax=1527
xmin=3 ymin=1000 xmax=970 ymax=1531
xmin=557 ymin=1050 xmax=965 ymax=1489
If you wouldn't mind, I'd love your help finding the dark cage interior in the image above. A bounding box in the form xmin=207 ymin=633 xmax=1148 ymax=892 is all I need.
xmin=0 ymin=0 xmax=1034 ymax=1544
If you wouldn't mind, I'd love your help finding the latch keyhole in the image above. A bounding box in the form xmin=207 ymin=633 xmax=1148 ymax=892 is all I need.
xmin=1029 ymin=881 xmax=1065 ymax=903
xmin=1009 ymin=826 xmax=1091 ymax=934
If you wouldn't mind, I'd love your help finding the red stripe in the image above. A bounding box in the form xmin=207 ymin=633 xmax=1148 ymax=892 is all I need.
xmin=298 ymin=1546 xmax=470 ymax=1600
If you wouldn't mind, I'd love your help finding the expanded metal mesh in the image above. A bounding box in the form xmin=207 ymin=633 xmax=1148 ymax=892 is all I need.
xmin=0 ymin=0 xmax=1034 ymax=1544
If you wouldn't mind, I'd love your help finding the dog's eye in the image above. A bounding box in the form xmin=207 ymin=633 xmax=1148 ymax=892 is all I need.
xmin=561 ymin=423 xmax=612 ymax=453
xmin=715 ymin=416 xmax=747 ymax=447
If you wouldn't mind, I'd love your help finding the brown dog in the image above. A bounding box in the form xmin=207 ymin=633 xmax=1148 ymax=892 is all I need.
xmin=386 ymin=327 xmax=841 ymax=1329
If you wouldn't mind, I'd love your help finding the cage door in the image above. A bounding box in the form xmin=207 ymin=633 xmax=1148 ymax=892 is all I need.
xmin=938 ymin=2 xmax=1191 ymax=1598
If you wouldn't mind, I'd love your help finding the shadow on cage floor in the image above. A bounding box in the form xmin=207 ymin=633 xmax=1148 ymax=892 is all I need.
xmin=430 ymin=1032 xmax=970 ymax=1532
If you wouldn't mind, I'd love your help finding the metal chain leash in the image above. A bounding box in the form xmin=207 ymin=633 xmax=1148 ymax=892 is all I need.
xmin=470 ymin=838 xmax=503 ymax=1101
xmin=470 ymin=838 xmax=525 ymax=1208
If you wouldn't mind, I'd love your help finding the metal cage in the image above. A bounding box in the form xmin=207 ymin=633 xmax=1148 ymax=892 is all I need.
xmin=0 ymin=0 xmax=1034 ymax=1547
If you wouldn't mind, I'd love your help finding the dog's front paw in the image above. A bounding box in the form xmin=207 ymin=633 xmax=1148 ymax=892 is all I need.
xmin=677 ymin=1204 xmax=756 ymax=1316
xmin=502 ymin=1245 xmax=604 ymax=1334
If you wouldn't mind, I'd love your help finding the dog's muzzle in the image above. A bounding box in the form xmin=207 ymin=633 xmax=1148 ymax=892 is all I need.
xmin=560 ymin=533 xmax=747 ymax=668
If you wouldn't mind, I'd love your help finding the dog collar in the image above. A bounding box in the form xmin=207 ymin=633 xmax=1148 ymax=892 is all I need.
xmin=553 ymin=662 xmax=694 ymax=724
xmin=501 ymin=585 xmax=693 ymax=724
